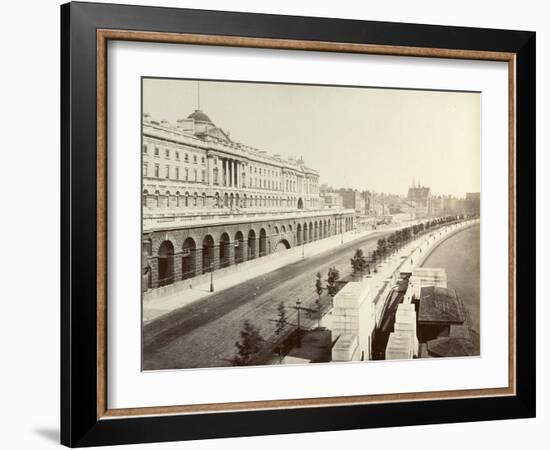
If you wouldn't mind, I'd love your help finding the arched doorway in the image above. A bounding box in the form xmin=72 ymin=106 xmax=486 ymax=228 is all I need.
xmin=182 ymin=237 xmax=196 ymax=280
xmin=275 ymin=239 xmax=291 ymax=252
xmin=157 ymin=240 xmax=174 ymax=287
xmin=234 ymin=231 xmax=244 ymax=264
xmin=259 ymin=228 xmax=267 ymax=257
xmin=309 ymin=222 xmax=313 ymax=242
xmin=297 ymin=197 xmax=304 ymax=209
xmin=248 ymin=230 xmax=256 ymax=260
xmin=303 ymin=223 xmax=308 ymax=244
xmin=202 ymin=235 xmax=215 ymax=274
xmin=219 ymin=232 xmax=231 ymax=268
xmin=314 ymin=222 xmax=318 ymax=241
xmin=296 ymin=224 xmax=302 ymax=245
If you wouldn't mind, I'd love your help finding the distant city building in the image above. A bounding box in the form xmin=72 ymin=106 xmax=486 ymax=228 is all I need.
xmin=443 ymin=195 xmax=459 ymax=215
xmin=430 ymin=195 xmax=445 ymax=217
xmin=338 ymin=188 xmax=365 ymax=214
xmin=407 ymin=180 xmax=431 ymax=213
xmin=465 ymin=192 xmax=480 ymax=216
xmin=363 ymin=190 xmax=374 ymax=215
xmin=322 ymin=192 xmax=344 ymax=209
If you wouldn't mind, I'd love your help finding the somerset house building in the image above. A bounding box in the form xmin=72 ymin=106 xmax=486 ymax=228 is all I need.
xmin=142 ymin=109 xmax=355 ymax=291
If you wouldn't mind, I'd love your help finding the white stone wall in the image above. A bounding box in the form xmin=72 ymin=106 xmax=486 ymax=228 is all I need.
xmin=331 ymin=281 xmax=376 ymax=360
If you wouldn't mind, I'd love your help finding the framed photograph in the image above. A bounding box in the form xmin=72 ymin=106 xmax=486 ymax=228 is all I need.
xmin=61 ymin=1 xmax=536 ymax=447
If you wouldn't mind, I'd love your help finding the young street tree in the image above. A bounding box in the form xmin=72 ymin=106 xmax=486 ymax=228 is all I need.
xmin=350 ymin=248 xmax=368 ymax=278
xmin=326 ymin=266 xmax=340 ymax=298
xmin=274 ymin=302 xmax=288 ymax=363
xmin=231 ymin=320 xmax=263 ymax=366
xmin=371 ymin=250 xmax=379 ymax=273
xmin=314 ymin=272 xmax=324 ymax=327
xmin=315 ymin=272 xmax=323 ymax=302
xmin=275 ymin=301 xmax=288 ymax=336
xmin=377 ymin=237 xmax=388 ymax=260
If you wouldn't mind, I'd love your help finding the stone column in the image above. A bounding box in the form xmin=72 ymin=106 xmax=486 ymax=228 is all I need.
xmin=225 ymin=159 xmax=231 ymax=187
xmin=222 ymin=159 xmax=226 ymax=186
xmin=228 ymin=241 xmax=235 ymax=266
xmin=212 ymin=244 xmax=220 ymax=270
xmin=195 ymin=248 xmax=203 ymax=276
xmin=228 ymin=159 xmax=232 ymax=187
xmin=174 ymin=251 xmax=183 ymax=282
xmin=234 ymin=160 xmax=238 ymax=187
xmin=207 ymin=156 xmax=214 ymax=186
xmin=225 ymin=158 xmax=229 ymax=187
xmin=241 ymin=240 xmax=248 ymax=263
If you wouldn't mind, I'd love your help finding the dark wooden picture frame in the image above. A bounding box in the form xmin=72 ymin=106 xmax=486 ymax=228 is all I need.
xmin=61 ymin=1 xmax=535 ymax=447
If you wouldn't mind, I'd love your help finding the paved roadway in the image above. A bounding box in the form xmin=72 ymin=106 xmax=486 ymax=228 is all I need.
xmin=143 ymin=229 xmax=391 ymax=370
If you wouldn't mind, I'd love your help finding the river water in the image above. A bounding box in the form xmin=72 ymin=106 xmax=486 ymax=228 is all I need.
xmin=421 ymin=224 xmax=480 ymax=335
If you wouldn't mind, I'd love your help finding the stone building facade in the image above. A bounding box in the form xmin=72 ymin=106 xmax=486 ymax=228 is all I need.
xmin=337 ymin=188 xmax=366 ymax=214
xmin=142 ymin=110 xmax=354 ymax=290
xmin=407 ymin=182 xmax=432 ymax=218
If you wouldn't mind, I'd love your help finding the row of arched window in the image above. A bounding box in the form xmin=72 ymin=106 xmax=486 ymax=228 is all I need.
xmin=143 ymin=190 xmax=320 ymax=210
xmin=142 ymin=213 xmax=353 ymax=290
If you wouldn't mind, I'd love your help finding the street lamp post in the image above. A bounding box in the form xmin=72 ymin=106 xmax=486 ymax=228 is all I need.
xmin=210 ymin=262 xmax=214 ymax=292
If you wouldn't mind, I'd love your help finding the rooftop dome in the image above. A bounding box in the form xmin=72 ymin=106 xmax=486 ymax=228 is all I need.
xmin=187 ymin=109 xmax=213 ymax=123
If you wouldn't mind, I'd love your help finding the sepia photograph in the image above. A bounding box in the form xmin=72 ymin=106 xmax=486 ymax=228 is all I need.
xmin=141 ymin=78 xmax=481 ymax=371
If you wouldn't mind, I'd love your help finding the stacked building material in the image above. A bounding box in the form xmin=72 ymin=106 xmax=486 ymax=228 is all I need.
xmin=385 ymin=332 xmax=413 ymax=360
xmin=394 ymin=303 xmax=419 ymax=357
xmin=332 ymin=334 xmax=360 ymax=362
xmin=331 ymin=281 xmax=375 ymax=360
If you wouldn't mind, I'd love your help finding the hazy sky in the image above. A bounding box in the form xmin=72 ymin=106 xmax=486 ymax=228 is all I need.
xmin=143 ymin=78 xmax=480 ymax=198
